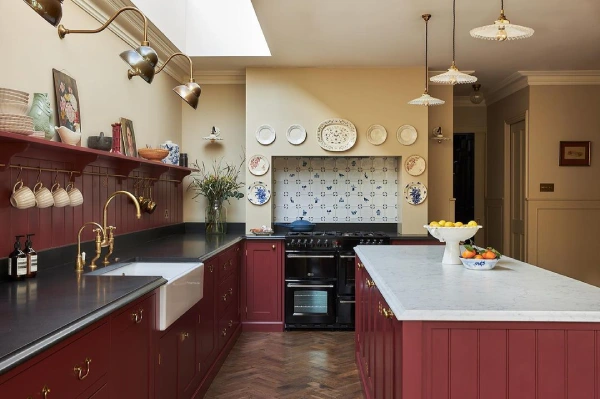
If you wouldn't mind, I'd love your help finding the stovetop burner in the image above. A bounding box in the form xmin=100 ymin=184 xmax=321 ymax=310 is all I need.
xmin=285 ymin=230 xmax=390 ymax=249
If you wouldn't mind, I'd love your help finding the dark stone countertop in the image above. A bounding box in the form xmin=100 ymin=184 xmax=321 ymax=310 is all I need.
xmin=0 ymin=233 xmax=243 ymax=376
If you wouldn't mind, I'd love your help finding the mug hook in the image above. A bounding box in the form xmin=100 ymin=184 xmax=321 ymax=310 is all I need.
xmin=36 ymin=168 xmax=42 ymax=183
xmin=54 ymin=169 xmax=59 ymax=184
xmin=16 ymin=167 xmax=23 ymax=182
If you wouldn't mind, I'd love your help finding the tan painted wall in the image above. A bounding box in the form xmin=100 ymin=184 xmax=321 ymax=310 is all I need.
xmin=182 ymin=85 xmax=246 ymax=222
xmin=427 ymin=85 xmax=454 ymax=223
xmin=0 ymin=1 xmax=182 ymax=147
xmin=245 ymin=68 xmax=438 ymax=234
xmin=485 ymin=88 xmax=529 ymax=252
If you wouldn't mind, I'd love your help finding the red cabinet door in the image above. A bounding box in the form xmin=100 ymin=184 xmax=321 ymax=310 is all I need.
xmin=373 ymin=286 xmax=385 ymax=399
xmin=156 ymin=328 xmax=178 ymax=399
xmin=110 ymin=295 xmax=154 ymax=399
xmin=355 ymin=259 xmax=363 ymax=355
xmin=364 ymin=270 xmax=376 ymax=397
xmin=383 ymin=305 xmax=396 ymax=399
xmin=197 ymin=255 xmax=217 ymax=375
xmin=244 ymin=240 xmax=282 ymax=322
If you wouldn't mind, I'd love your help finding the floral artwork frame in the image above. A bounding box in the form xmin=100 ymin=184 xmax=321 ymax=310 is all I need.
xmin=559 ymin=141 xmax=591 ymax=166
xmin=120 ymin=118 xmax=138 ymax=157
xmin=52 ymin=69 xmax=81 ymax=142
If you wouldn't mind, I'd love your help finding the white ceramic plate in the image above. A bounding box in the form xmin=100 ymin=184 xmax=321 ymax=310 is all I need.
xmin=397 ymin=125 xmax=418 ymax=146
xmin=286 ymin=124 xmax=307 ymax=145
xmin=366 ymin=124 xmax=387 ymax=145
xmin=247 ymin=181 xmax=271 ymax=205
xmin=404 ymin=155 xmax=426 ymax=176
xmin=404 ymin=181 xmax=427 ymax=205
xmin=316 ymin=118 xmax=357 ymax=152
xmin=0 ymin=88 xmax=28 ymax=98
xmin=3 ymin=129 xmax=34 ymax=136
xmin=256 ymin=124 xmax=276 ymax=145
xmin=248 ymin=154 xmax=270 ymax=176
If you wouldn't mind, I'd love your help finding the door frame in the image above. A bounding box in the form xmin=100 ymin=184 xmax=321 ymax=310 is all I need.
xmin=503 ymin=111 xmax=529 ymax=260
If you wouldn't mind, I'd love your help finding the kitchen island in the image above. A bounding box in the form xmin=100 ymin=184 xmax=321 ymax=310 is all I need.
xmin=355 ymin=245 xmax=600 ymax=399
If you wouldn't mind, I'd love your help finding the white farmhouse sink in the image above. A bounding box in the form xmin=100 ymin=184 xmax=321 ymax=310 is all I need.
xmin=97 ymin=262 xmax=204 ymax=330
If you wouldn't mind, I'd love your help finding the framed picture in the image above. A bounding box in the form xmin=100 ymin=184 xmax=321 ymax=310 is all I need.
xmin=559 ymin=141 xmax=591 ymax=166
xmin=120 ymin=118 xmax=138 ymax=157
xmin=52 ymin=69 xmax=81 ymax=142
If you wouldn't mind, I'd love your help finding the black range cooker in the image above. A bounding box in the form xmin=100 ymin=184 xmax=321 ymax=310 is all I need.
xmin=284 ymin=231 xmax=390 ymax=330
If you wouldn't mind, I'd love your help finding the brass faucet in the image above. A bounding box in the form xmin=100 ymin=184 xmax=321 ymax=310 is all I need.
xmin=76 ymin=222 xmax=105 ymax=272
xmin=101 ymin=191 xmax=142 ymax=266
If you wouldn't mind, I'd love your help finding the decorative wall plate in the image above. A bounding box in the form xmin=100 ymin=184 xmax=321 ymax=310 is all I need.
xmin=366 ymin=124 xmax=387 ymax=145
xmin=248 ymin=181 xmax=271 ymax=205
xmin=248 ymin=154 xmax=270 ymax=176
xmin=316 ymin=118 xmax=357 ymax=152
xmin=404 ymin=155 xmax=426 ymax=176
xmin=397 ymin=125 xmax=418 ymax=146
xmin=255 ymin=124 xmax=276 ymax=145
xmin=287 ymin=124 xmax=307 ymax=145
xmin=404 ymin=182 xmax=427 ymax=205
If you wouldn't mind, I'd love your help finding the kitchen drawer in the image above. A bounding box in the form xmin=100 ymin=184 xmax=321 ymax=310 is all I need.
xmin=111 ymin=294 xmax=154 ymax=334
xmin=217 ymin=268 xmax=238 ymax=317
xmin=0 ymin=322 xmax=109 ymax=399
xmin=217 ymin=245 xmax=239 ymax=284
xmin=217 ymin=303 xmax=239 ymax=350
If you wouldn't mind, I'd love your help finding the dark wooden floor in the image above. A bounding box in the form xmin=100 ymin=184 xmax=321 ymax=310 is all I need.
xmin=204 ymin=331 xmax=364 ymax=399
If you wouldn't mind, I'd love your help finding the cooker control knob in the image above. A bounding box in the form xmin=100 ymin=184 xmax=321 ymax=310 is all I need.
xmin=302 ymin=239 xmax=308 ymax=247
xmin=316 ymin=239 xmax=321 ymax=247
xmin=359 ymin=239 xmax=364 ymax=245
xmin=378 ymin=239 xmax=384 ymax=245
xmin=290 ymin=239 xmax=295 ymax=247
xmin=324 ymin=240 xmax=329 ymax=247
xmin=309 ymin=239 xmax=314 ymax=247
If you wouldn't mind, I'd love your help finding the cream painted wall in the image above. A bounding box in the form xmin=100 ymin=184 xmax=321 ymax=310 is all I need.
xmin=182 ymin=84 xmax=246 ymax=222
xmin=245 ymin=68 xmax=429 ymax=234
xmin=0 ymin=1 xmax=182 ymax=147
xmin=427 ymin=85 xmax=454 ymax=223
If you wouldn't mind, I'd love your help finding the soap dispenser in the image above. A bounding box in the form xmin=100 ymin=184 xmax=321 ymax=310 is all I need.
xmin=25 ymin=234 xmax=37 ymax=278
xmin=8 ymin=235 xmax=27 ymax=280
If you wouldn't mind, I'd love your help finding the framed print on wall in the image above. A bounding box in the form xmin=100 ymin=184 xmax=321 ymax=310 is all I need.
xmin=52 ymin=69 xmax=81 ymax=141
xmin=120 ymin=118 xmax=137 ymax=157
xmin=559 ymin=141 xmax=591 ymax=166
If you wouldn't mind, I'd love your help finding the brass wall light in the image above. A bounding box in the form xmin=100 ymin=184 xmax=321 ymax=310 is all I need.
xmin=129 ymin=52 xmax=201 ymax=109
xmin=57 ymin=6 xmax=158 ymax=83
xmin=23 ymin=0 xmax=63 ymax=27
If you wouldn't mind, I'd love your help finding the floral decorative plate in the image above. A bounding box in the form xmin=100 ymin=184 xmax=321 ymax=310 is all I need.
xmin=404 ymin=182 xmax=427 ymax=205
xmin=397 ymin=125 xmax=418 ymax=146
xmin=247 ymin=181 xmax=271 ymax=205
xmin=255 ymin=124 xmax=276 ymax=145
xmin=366 ymin=124 xmax=387 ymax=145
xmin=287 ymin=124 xmax=307 ymax=145
xmin=316 ymin=118 xmax=357 ymax=152
xmin=248 ymin=154 xmax=270 ymax=176
xmin=404 ymin=155 xmax=426 ymax=176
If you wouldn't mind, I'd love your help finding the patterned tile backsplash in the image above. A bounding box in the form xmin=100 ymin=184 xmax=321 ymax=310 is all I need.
xmin=273 ymin=157 xmax=399 ymax=223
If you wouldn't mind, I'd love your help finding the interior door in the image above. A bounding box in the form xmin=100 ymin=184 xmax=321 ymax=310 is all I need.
xmin=510 ymin=120 xmax=526 ymax=261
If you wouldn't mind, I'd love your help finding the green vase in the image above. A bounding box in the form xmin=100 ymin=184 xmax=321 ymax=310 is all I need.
xmin=28 ymin=93 xmax=55 ymax=140
xmin=205 ymin=200 xmax=227 ymax=235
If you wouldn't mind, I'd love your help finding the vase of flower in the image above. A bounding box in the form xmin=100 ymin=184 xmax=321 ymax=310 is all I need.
xmin=205 ymin=200 xmax=227 ymax=235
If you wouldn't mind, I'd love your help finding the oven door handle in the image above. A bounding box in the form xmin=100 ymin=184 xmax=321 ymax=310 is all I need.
xmin=287 ymin=284 xmax=335 ymax=288
xmin=286 ymin=254 xmax=336 ymax=259
xmin=339 ymin=300 xmax=356 ymax=304
xmin=339 ymin=255 xmax=356 ymax=259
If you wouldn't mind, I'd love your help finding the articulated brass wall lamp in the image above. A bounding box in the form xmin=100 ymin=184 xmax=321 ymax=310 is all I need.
xmin=23 ymin=0 xmax=63 ymax=26
xmin=128 ymin=52 xmax=202 ymax=109
xmin=57 ymin=6 xmax=158 ymax=83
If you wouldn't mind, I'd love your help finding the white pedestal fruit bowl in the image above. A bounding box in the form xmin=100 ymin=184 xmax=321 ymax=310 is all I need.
xmin=423 ymin=225 xmax=482 ymax=264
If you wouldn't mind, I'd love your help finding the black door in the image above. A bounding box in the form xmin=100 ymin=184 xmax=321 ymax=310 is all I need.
xmin=453 ymin=133 xmax=475 ymax=223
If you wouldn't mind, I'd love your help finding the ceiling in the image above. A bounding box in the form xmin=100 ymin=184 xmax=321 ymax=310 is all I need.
xmin=190 ymin=0 xmax=600 ymax=95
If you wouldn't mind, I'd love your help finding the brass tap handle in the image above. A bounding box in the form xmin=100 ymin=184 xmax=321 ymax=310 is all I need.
xmin=89 ymin=228 xmax=104 ymax=269
xmin=42 ymin=386 xmax=51 ymax=398
xmin=102 ymin=227 xmax=116 ymax=267
xmin=74 ymin=358 xmax=92 ymax=380
xmin=76 ymin=222 xmax=104 ymax=271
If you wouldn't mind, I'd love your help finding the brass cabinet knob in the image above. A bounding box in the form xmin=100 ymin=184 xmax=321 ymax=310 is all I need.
xmin=272 ymin=244 xmax=276 ymax=250
xmin=42 ymin=386 xmax=51 ymax=398
xmin=221 ymin=328 xmax=227 ymax=337
xmin=74 ymin=358 xmax=92 ymax=380
xmin=357 ymin=262 xmax=364 ymax=269
xmin=228 ymin=320 xmax=233 ymax=327
xmin=228 ymin=288 xmax=233 ymax=295
xmin=222 ymin=294 xmax=228 ymax=302
xmin=180 ymin=332 xmax=190 ymax=341
xmin=208 ymin=264 xmax=214 ymax=273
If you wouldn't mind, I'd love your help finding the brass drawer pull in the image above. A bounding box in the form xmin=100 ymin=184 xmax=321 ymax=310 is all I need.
xmin=42 ymin=386 xmax=51 ymax=398
xmin=223 ymin=263 xmax=228 ymax=271
xmin=228 ymin=288 xmax=233 ymax=295
xmin=383 ymin=308 xmax=395 ymax=319
xmin=378 ymin=301 xmax=383 ymax=314
xmin=222 ymin=294 xmax=228 ymax=302
xmin=357 ymin=262 xmax=364 ymax=269
xmin=229 ymin=259 xmax=233 ymax=266
xmin=228 ymin=320 xmax=233 ymax=327
xmin=366 ymin=279 xmax=375 ymax=288
xmin=208 ymin=264 xmax=214 ymax=273
xmin=131 ymin=309 xmax=143 ymax=324
xmin=180 ymin=332 xmax=190 ymax=341
xmin=74 ymin=358 xmax=92 ymax=380
xmin=221 ymin=328 xmax=227 ymax=337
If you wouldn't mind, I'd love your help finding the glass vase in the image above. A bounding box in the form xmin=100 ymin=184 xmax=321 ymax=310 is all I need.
xmin=205 ymin=200 xmax=227 ymax=235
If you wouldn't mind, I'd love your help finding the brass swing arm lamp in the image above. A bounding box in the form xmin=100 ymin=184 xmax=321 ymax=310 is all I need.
xmin=129 ymin=52 xmax=202 ymax=110
xmin=57 ymin=6 xmax=159 ymax=83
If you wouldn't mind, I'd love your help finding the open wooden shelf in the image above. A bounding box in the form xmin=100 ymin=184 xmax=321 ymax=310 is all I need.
xmin=0 ymin=130 xmax=196 ymax=183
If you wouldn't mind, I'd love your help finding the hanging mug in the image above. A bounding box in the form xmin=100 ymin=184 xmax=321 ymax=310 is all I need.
xmin=11 ymin=180 xmax=36 ymax=209
xmin=67 ymin=182 xmax=84 ymax=207
xmin=34 ymin=181 xmax=54 ymax=208
xmin=51 ymin=182 xmax=70 ymax=208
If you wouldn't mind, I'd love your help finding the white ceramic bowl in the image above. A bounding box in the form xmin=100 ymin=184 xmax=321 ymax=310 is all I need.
xmin=0 ymin=101 xmax=28 ymax=115
xmin=0 ymin=93 xmax=28 ymax=103
xmin=56 ymin=126 xmax=81 ymax=145
xmin=460 ymin=257 xmax=499 ymax=270
xmin=424 ymin=225 xmax=482 ymax=264
xmin=0 ymin=88 xmax=28 ymax=97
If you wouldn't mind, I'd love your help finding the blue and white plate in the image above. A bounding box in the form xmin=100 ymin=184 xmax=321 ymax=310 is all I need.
xmin=404 ymin=182 xmax=427 ymax=205
xmin=248 ymin=181 xmax=271 ymax=205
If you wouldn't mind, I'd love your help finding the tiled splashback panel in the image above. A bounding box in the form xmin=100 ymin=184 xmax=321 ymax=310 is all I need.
xmin=273 ymin=157 xmax=398 ymax=223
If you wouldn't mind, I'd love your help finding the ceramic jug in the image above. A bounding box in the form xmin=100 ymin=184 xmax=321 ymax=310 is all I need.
xmin=28 ymin=93 xmax=55 ymax=140
xmin=160 ymin=140 xmax=180 ymax=165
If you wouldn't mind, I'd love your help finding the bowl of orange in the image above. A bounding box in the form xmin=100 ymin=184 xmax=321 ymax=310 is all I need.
xmin=459 ymin=246 xmax=501 ymax=270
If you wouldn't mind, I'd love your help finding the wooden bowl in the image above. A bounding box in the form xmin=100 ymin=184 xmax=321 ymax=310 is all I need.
xmin=138 ymin=148 xmax=169 ymax=162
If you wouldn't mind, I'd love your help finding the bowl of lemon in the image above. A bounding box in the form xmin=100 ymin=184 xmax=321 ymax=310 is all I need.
xmin=424 ymin=220 xmax=481 ymax=265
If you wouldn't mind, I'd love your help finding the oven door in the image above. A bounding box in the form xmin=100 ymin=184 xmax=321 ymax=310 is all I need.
xmin=337 ymin=251 xmax=356 ymax=296
xmin=285 ymin=280 xmax=337 ymax=325
xmin=336 ymin=296 xmax=355 ymax=327
xmin=285 ymin=251 xmax=337 ymax=280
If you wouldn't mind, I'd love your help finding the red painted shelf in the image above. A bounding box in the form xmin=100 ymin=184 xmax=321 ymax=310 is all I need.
xmin=0 ymin=131 xmax=196 ymax=182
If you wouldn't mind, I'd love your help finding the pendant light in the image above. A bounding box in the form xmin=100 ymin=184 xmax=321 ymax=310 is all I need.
xmin=469 ymin=84 xmax=484 ymax=104
xmin=430 ymin=0 xmax=477 ymax=85
xmin=470 ymin=0 xmax=534 ymax=41
xmin=409 ymin=14 xmax=445 ymax=106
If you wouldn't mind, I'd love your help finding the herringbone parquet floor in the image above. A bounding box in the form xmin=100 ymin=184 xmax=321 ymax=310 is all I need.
xmin=204 ymin=332 xmax=364 ymax=399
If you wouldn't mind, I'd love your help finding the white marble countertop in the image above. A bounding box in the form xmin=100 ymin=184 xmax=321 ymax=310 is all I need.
xmin=355 ymin=245 xmax=600 ymax=322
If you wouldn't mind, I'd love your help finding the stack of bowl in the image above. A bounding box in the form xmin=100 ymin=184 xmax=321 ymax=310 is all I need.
xmin=0 ymin=88 xmax=35 ymax=136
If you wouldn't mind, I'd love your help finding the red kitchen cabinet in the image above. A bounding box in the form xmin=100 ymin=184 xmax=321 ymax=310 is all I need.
xmin=197 ymin=255 xmax=217 ymax=376
xmin=156 ymin=326 xmax=178 ymax=399
xmin=242 ymin=240 xmax=283 ymax=330
xmin=110 ymin=294 xmax=155 ymax=399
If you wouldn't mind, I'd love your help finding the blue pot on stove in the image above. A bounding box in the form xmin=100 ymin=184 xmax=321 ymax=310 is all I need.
xmin=275 ymin=217 xmax=316 ymax=232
